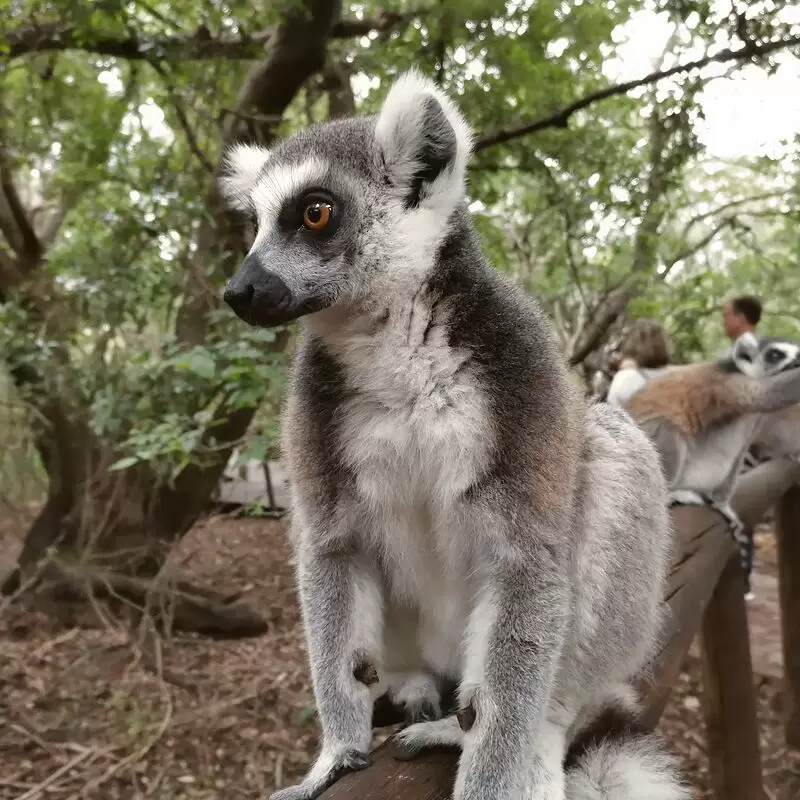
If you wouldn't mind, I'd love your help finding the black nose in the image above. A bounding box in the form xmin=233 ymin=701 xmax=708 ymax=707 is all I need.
xmin=222 ymin=281 xmax=255 ymax=315
xmin=223 ymin=255 xmax=299 ymax=326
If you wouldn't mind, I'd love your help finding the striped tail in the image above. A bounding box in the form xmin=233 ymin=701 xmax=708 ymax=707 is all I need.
xmin=564 ymin=696 xmax=691 ymax=800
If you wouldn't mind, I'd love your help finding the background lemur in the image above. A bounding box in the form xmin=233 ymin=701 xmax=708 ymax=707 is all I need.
xmin=750 ymin=402 xmax=800 ymax=463
xmin=221 ymin=70 xmax=688 ymax=800
xmin=624 ymin=332 xmax=800 ymax=552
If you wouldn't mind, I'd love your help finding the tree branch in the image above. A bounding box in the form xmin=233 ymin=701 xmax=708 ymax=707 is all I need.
xmin=4 ymin=12 xmax=419 ymax=62
xmin=567 ymin=102 xmax=675 ymax=365
xmin=0 ymin=146 xmax=42 ymax=267
xmin=474 ymin=34 xmax=800 ymax=151
xmin=149 ymin=61 xmax=214 ymax=172
xmin=0 ymin=243 xmax=20 ymax=287
xmin=661 ymin=216 xmax=737 ymax=280
xmin=320 ymin=60 xmax=356 ymax=119
xmin=679 ymin=190 xmax=790 ymax=240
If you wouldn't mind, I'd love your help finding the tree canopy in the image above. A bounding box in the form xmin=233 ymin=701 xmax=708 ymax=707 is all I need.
xmin=1 ymin=0 xmax=798 ymax=617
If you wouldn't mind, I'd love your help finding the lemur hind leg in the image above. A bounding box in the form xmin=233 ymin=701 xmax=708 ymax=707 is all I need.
xmin=390 ymin=715 xmax=464 ymax=760
xmin=391 ymin=710 xmax=568 ymax=800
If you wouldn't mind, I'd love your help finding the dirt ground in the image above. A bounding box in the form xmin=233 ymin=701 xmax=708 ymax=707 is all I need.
xmin=1 ymin=513 xmax=799 ymax=799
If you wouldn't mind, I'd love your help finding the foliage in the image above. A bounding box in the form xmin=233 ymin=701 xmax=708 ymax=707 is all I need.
xmin=0 ymin=0 xmax=798 ymax=513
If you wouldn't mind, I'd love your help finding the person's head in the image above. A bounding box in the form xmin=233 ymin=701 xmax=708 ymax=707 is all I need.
xmin=723 ymin=295 xmax=762 ymax=340
xmin=619 ymin=319 xmax=672 ymax=369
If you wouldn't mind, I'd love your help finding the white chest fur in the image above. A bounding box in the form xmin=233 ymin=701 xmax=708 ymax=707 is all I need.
xmin=327 ymin=296 xmax=490 ymax=618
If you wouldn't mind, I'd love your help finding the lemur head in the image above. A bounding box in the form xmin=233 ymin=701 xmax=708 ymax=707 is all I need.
xmin=219 ymin=70 xmax=473 ymax=327
xmin=731 ymin=331 xmax=800 ymax=377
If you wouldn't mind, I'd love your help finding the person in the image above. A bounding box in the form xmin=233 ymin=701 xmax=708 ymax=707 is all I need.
xmin=605 ymin=319 xmax=673 ymax=408
xmin=721 ymin=295 xmax=763 ymax=601
xmin=721 ymin=295 xmax=762 ymax=356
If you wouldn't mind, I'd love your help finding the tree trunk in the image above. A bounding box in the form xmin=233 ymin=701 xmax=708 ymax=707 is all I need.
xmin=2 ymin=0 xmax=340 ymax=637
xmin=2 ymin=373 xmax=272 ymax=638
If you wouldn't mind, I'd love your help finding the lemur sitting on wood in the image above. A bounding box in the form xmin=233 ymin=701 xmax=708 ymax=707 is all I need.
xmin=220 ymin=70 xmax=688 ymax=800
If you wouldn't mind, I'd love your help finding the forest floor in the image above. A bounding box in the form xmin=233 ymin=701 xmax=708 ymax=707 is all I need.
xmin=1 ymin=511 xmax=799 ymax=799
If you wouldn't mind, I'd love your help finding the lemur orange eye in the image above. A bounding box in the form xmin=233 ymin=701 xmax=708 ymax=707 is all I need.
xmin=303 ymin=202 xmax=332 ymax=230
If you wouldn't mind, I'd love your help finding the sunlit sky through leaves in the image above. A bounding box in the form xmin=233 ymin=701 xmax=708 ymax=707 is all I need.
xmin=605 ymin=7 xmax=800 ymax=160
xmin=100 ymin=7 xmax=800 ymax=161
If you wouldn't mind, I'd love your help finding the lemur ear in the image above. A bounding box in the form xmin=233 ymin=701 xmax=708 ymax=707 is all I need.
xmin=732 ymin=331 xmax=759 ymax=376
xmin=375 ymin=69 xmax=473 ymax=210
xmin=218 ymin=143 xmax=271 ymax=211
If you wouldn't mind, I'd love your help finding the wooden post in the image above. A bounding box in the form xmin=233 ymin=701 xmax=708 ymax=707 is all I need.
xmin=700 ymin=555 xmax=765 ymax=800
xmin=776 ymin=484 xmax=800 ymax=749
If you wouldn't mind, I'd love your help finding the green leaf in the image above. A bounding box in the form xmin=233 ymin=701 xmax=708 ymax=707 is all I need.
xmin=181 ymin=351 xmax=216 ymax=379
xmin=109 ymin=456 xmax=140 ymax=472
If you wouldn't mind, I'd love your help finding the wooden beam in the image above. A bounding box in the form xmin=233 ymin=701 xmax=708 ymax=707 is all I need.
xmin=638 ymin=505 xmax=732 ymax=726
xmin=700 ymin=555 xmax=765 ymax=800
xmin=777 ymin=484 xmax=800 ymax=749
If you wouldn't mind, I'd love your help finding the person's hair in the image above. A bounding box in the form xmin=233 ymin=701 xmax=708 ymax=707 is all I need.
xmin=619 ymin=319 xmax=672 ymax=369
xmin=730 ymin=295 xmax=762 ymax=327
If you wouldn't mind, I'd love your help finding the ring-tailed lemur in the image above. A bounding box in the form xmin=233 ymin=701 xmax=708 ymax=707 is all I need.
xmin=735 ymin=336 xmax=800 ymax=467
xmin=220 ymin=70 xmax=688 ymax=800
xmin=624 ymin=332 xmax=800 ymax=564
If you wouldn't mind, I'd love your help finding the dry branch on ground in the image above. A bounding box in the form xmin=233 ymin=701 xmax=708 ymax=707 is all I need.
xmin=0 ymin=514 xmax=798 ymax=799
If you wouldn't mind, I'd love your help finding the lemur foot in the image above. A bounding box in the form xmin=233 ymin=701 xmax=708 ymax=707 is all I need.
xmin=386 ymin=671 xmax=443 ymax=725
xmin=269 ymin=748 xmax=371 ymax=800
xmin=714 ymin=501 xmax=745 ymax=537
xmin=391 ymin=716 xmax=464 ymax=761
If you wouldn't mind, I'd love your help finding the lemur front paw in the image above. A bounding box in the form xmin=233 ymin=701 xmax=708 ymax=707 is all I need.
xmin=269 ymin=748 xmax=371 ymax=800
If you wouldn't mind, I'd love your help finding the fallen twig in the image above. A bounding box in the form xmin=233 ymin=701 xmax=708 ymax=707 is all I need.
xmin=27 ymin=627 xmax=80 ymax=661
xmin=16 ymin=748 xmax=95 ymax=800
xmin=7 ymin=720 xmax=62 ymax=759
xmin=80 ymin=689 xmax=173 ymax=797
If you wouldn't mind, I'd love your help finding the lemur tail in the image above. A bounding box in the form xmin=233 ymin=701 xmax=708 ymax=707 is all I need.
xmin=563 ymin=700 xmax=691 ymax=800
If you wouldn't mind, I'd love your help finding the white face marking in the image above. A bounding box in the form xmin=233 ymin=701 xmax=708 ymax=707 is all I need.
xmin=218 ymin=143 xmax=270 ymax=210
xmin=764 ymin=342 xmax=799 ymax=374
xmin=732 ymin=332 xmax=799 ymax=377
xmin=250 ymin=157 xmax=329 ymax=242
xmin=227 ymin=142 xmax=271 ymax=177
xmin=732 ymin=331 xmax=760 ymax=377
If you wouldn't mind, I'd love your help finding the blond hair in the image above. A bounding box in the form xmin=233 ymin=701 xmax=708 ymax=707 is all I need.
xmin=619 ymin=319 xmax=672 ymax=369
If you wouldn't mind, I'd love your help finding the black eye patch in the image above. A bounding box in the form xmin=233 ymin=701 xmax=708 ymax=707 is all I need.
xmin=765 ymin=348 xmax=783 ymax=363
xmin=277 ymin=188 xmax=342 ymax=238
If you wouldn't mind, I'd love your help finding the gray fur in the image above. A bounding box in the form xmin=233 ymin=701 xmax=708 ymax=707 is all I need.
xmin=220 ymin=70 xmax=686 ymax=800
xmin=749 ymin=403 xmax=800 ymax=463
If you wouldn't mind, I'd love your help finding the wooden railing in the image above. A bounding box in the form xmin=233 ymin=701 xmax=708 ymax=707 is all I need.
xmin=314 ymin=458 xmax=800 ymax=800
